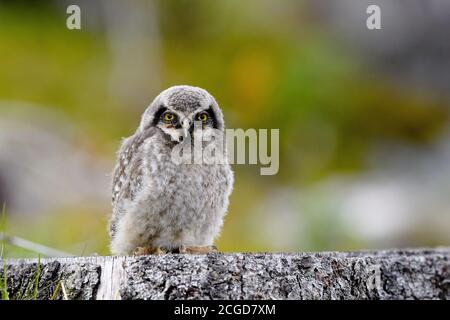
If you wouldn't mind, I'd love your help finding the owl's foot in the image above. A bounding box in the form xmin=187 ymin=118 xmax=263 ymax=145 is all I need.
xmin=178 ymin=245 xmax=218 ymax=254
xmin=133 ymin=246 xmax=166 ymax=255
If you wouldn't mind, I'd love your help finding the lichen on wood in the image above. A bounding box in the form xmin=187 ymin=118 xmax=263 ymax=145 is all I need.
xmin=1 ymin=248 xmax=449 ymax=300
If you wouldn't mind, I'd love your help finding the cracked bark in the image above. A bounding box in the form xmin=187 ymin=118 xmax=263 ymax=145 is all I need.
xmin=1 ymin=248 xmax=449 ymax=300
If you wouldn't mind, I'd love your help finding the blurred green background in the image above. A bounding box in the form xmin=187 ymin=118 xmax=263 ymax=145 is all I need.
xmin=1 ymin=0 xmax=449 ymax=258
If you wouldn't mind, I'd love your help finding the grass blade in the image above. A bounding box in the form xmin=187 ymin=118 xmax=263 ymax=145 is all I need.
xmin=0 ymin=203 xmax=6 ymax=259
xmin=1 ymin=256 xmax=8 ymax=300
xmin=60 ymin=281 xmax=69 ymax=300
xmin=33 ymin=255 xmax=41 ymax=300
xmin=50 ymin=280 xmax=62 ymax=300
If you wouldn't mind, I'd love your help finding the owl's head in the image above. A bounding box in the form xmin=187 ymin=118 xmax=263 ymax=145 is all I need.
xmin=139 ymin=85 xmax=225 ymax=142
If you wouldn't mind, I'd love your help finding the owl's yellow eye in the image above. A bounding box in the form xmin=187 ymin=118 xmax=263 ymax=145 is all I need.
xmin=163 ymin=112 xmax=175 ymax=122
xmin=197 ymin=113 xmax=208 ymax=122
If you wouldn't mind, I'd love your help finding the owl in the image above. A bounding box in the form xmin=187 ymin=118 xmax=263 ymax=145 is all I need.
xmin=109 ymin=85 xmax=233 ymax=255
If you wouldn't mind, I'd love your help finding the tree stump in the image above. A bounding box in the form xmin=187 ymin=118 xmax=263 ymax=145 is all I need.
xmin=2 ymin=248 xmax=449 ymax=300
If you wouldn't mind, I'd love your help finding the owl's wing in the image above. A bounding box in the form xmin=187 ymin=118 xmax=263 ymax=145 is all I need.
xmin=110 ymin=127 xmax=157 ymax=238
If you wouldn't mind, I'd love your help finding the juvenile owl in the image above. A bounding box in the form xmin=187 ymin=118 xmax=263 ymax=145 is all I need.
xmin=110 ymin=85 xmax=233 ymax=255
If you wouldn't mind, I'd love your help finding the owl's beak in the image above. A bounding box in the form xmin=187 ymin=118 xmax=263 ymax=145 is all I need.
xmin=181 ymin=119 xmax=191 ymax=140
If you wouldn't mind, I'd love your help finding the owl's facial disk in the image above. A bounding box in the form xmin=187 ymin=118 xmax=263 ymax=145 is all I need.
xmin=155 ymin=107 xmax=217 ymax=143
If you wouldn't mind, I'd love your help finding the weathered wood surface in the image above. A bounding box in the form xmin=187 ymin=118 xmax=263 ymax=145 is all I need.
xmin=1 ymin=248 xmax=449 ymax=300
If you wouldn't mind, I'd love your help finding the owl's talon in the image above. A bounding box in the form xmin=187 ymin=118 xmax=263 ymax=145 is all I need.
xmin=133 ymin=246 xmax=166 ymax=255
xmin=178 ymin=245 xmax=218 ymax=254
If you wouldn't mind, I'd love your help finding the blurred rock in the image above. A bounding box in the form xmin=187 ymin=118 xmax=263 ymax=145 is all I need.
xmin=253 ymin=130 xmax=450 ymax=250
xmin=332 ymin=130 xmax=450 ymax=246
xmin=0 ymin=104 xmax=110 ymax=216
xmin=309 ymin=0 xmax=450 ymax=98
